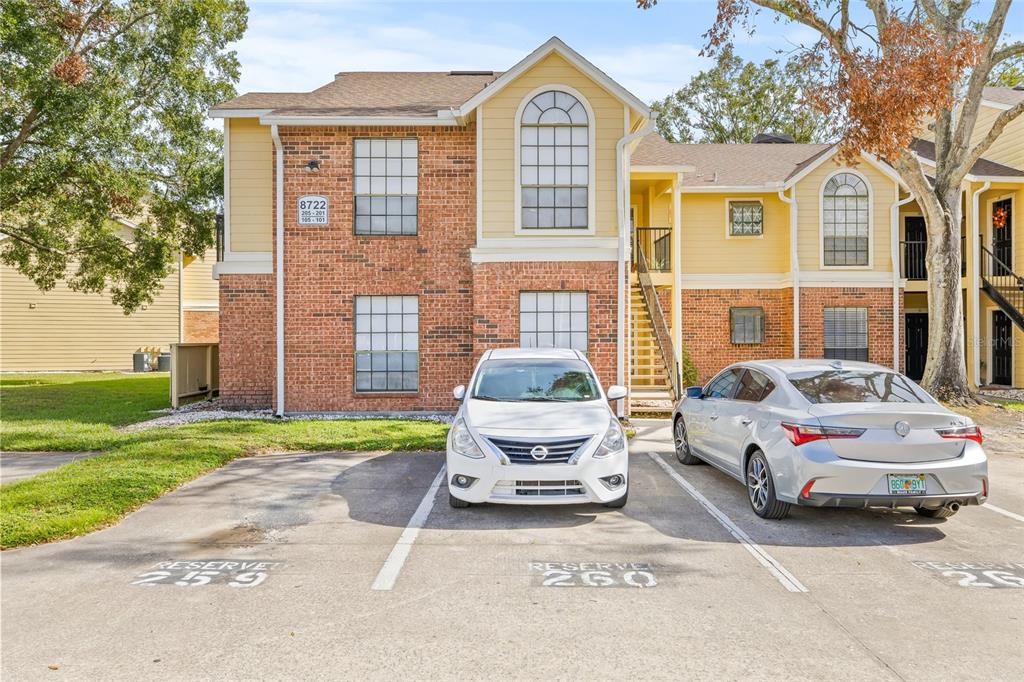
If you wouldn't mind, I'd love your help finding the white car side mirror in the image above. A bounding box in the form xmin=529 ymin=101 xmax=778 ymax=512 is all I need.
xmin=606 ymin=385 xmax=628 ymax=401
xmin=453 ymin=385 xmax=466 ymax=401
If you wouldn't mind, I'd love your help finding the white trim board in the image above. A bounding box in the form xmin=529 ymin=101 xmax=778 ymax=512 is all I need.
xmin=470 ymin=247 xmax=618 ymax=263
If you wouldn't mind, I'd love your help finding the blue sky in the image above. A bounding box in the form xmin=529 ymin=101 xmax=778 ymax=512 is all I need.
xmin=235 ymin=1 xmax=1023 ymax=105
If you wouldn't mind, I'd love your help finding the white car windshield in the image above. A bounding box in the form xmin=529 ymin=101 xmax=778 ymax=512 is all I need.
xmin=788 ymin=369 xmax=932 ymax=404
xmin=471 ymin=359 xmax=600 ymax=402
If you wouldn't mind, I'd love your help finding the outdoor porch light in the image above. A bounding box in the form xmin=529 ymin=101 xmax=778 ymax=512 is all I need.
xmin=306 ymin=159 xmax=320 ymax=171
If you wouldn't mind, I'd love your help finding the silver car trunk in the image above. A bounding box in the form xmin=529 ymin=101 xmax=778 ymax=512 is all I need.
xmin=807 ymin=403 xmax=967 ymax=463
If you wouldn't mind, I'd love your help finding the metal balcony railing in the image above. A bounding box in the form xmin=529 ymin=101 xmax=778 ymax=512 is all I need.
xmin=899 ymin=236 xmax=966 ymax=281
xmin=634 ymin=227 xmax=672 ymax=273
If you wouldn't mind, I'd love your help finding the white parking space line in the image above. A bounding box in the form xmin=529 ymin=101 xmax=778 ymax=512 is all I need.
xmin=983 ymin=503 xmax=1024 ymax=524
xmin=648 ymin=452 xmax=809 ymax=594
xmin=371 ymin=465 xmax=446 ymax=592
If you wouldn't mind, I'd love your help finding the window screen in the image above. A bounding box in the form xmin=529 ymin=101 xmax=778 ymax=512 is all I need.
xmin=519 ymin=292 xmax=588 ymax=352
xmin=822 ymin=172 xmax=869 ymax=265
xmin=354 ymin=138 xmax=418 ymax=235
xmin=824 ymin=307 xmax=868 ymax=361
xmin=730 ymin=307 xmax=764 ymax=344
xmin=520 ymin=90 xmax=589 ymax=230
xmin=354 ymin=296 xmax=418 ymax=391
xmin=729 ymin=201 xmax=763 ymax=236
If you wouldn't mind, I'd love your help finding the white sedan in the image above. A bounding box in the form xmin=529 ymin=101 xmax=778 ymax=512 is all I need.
xmin=447 ymin=348 xmax=629 ymax=508
xmin=672 ymin=359 xmax=988 ymax=519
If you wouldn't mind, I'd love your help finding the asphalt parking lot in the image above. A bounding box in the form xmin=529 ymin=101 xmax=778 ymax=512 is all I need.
xmin=2 ymin=419 xmax=1022 ymax=681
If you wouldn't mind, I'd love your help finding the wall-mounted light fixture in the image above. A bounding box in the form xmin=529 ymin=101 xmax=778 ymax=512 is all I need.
xmin=306 ymin=159 xmax=321 ymax=172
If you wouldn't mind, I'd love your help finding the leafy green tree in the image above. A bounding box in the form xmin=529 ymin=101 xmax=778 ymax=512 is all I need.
xmin=651 ymin=51 xmax=838 ymax=143
xmin=989 ymin=59 xmax=1023 ymax=86
xmin=0 ymin=0 xmax=247 ymax=312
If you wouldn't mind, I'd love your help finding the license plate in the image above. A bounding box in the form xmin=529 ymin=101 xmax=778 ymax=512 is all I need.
xmin=888 ymin=474 xmax=927 ymax=495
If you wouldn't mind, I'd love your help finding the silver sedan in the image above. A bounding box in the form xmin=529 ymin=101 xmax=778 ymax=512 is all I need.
xmin=672 ymin=359 xmax=988 ymax=519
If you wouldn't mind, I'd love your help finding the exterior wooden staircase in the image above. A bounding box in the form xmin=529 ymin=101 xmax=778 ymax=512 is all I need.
xmin=630 ymin=282 xmax=674 ymax=413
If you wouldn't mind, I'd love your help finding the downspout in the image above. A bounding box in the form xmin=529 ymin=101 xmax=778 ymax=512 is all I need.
xmin=971 ymin=181 xmax=991 ymax=387
xmin=616 ymin=122 xmax=654 ymax=417
xmin=891 ymin=190 xmax=916 ymax=371
xmin=271 ymin=124 xmax=285 ymax=417
xmin=778 ymin=188 xmax=799 ymax=358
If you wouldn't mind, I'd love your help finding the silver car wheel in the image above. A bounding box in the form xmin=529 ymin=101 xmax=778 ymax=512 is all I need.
xmin=747 ymin=457 xmax=769 ymax=511
xmin=674 ymin=419 xmax=688 ymax=454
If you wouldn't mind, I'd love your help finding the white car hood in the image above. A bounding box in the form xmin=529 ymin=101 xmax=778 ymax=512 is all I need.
xmin=464 ymin=398 xmax=611 ymax=435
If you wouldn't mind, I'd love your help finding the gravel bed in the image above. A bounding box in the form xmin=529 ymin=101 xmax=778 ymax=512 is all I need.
xmin=122 ymin=400 xmax=455 ymax=433
xmin=979 ymin=388 xmax=1024 ymax=402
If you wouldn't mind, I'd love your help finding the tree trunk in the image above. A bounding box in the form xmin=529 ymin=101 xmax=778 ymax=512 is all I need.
xmin=920 ymin=186 xmax=975 ymax=405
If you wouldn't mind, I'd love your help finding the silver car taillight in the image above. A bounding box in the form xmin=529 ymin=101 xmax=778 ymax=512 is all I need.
xmin=935 ymin=424 xmax=983 ymax=444
xmin=781 ymin=423 xmax=865 ymax=446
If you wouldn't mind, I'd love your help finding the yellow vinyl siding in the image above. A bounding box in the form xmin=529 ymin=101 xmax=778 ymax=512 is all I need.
xmin=480 ymin=52 xmax=623 ymax=239
xmin=182 ymin=248 xmax=219 ymax=307
xmin=680 ymin=193 xmax=790 ymax=274
xmin=969 ymin=106 xmax=1024 ymax=172
xmin=795 ymin=157 xmax=895 ymax=272
xmin=228 ymin=117 xmax=273 ymax=253
xmin=1 ymin=264 xmax=180 ymax=371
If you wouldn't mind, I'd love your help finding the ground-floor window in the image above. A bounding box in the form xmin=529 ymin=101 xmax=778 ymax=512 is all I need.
xmin=519 ymin=291 xmax=588 ymax=352
xmin=354 ymin=295 xmax=418 ymax=391
xmin=730 ymin=306 xmax=764 ymax=344
xmin=823 ymin=307 xmax=868 ymax=361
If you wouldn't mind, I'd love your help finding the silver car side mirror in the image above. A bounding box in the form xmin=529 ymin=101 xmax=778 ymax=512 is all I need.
xmin=453 ymin=385 xmax=466 ymax=401
xmin=606 ymin=385 xmax=628 ymax=401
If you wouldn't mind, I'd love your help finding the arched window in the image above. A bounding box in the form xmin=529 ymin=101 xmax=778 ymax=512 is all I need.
xmin=822 ymin=171 xmax=870 ymax=266
xmin=519 ymin=90 xmax=589 ymax=230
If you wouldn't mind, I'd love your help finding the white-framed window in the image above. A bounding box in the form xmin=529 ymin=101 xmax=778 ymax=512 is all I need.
xmin=730 ymin=307 xmax=764 ymax=344
xmin=824 ymin=307 xmax=868 ymax=361
xmin=519 ymin=291 xmax=588 ymax=352
xmin=354 ymin=295 xmax=418 ymax=392
xmin=728 ymin=200 xmax=763 ymax=236
xmin=354 ymin=138 xmax=418 ymax=235
xmin=519 ymin=90 xmax=589 ymax=230
xmin=822 ymin=171 xmax=870 ymax=266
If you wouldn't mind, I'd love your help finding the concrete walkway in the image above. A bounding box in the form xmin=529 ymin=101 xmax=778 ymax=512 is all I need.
xmin=0 ymin=451 xmax=101 ymax=483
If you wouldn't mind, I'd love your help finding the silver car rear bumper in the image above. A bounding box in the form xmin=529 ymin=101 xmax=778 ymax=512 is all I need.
xmin=799 ymin=492 xmax=986 ymax=509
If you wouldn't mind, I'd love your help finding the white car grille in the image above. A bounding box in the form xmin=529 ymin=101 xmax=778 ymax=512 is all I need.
xmin=492 ymin=480 xmax=587 ymax=497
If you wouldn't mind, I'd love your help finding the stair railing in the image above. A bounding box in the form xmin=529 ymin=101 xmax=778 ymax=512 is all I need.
xmin=635 ymin=245 xmax=680 ymax=400
xmin=980 ymin=243 xmax=1024 ymax=331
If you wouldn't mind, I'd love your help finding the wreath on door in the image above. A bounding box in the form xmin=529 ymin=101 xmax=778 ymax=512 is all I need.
xmin=993 ymin=206 xmax=1008 ymax=230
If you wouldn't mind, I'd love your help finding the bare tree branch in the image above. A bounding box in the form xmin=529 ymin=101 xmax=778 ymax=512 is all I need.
xmin=993 ymin=41 xmax=1024 ymax=65
xmin=951 ymin=100 xmax=1024 ymax=181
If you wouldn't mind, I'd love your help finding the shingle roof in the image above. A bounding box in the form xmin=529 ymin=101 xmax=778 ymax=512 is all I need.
xmin=632 ymin=134 xmax=833 ymax=187
xmin=982 ymin=86 xmax=1024 ymax=107
xmin=213 ymin=71 xmax=503 ymax=117
xmin=911 ymin=138 xmax=1023 ymax=177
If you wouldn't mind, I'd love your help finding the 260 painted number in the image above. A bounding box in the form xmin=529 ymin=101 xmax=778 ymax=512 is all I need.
xmin=540 ymin=569 xmax=657 ymax=588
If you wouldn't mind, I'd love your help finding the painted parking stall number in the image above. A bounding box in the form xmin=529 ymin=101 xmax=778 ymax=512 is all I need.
xmin=529 ymin=562 xmax=657 ymax=588
xmin=131 ymin=560 xmax=283 ymax=588
xmin=297 ymin=195 xmax=328 ymax=225
xmin=912 ymin=561 xmax=1024 ymax=589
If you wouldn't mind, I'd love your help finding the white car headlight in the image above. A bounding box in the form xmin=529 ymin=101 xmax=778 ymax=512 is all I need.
xmin=450 ymin=418 xmax=485 ymax=459
xmin=593 ymin=417 xmax=626 ymax=458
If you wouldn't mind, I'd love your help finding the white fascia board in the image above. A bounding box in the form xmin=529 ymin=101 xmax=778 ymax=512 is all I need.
xmin=209 ymin=109 xmax=273 ymax=119
xmin=474 ymin=237 xmax=618 ymax=250
xmin=798 ymin=270 xmax=896 ymax=287
xmin=914 ymin=155 xmax=1024 ymax=183
xmin=456 ymin=37 xmax=650 ymax=119
xmin=981 ymin=99 xmax=1013 ymax=111
xmin=631 ymin=164 xmax=697 ymax=174
xmin=680 ymin=184 xmax=784 ymax=193
xmin=782 ymin=147 xmax=907 ymax=191
xmin=680 ymin=274 xmax=793 ymax=289
xmin=781 ymin=146 xmax=839 ymax=188
xmin=212 ymin=259 xmax=273 ymax=279
xmin=259 ymin=114 xmax=459 ymax=127
xmin=470 ymin=247 xmax=618 ymax=263
xmin=182 ymin=301 xmax=220 ymax=311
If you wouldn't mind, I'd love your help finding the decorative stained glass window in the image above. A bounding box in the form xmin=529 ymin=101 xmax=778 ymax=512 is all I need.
xmin=822 ymin=172 xmax=870 ymax=265
xmin=824 ymin=307 xmax=868 ymax=361
xmin=519 ymin=292 xmax=588 ymax=352
xmin=354 ymin=296 xmax=418 ymax=391
xmin=520 ymin=91 xmax=589 ymax=230
xmin=729 ymin=200 xmax=763 ymax=236
xmin=354 ymin=138 xmax=418 ymax=235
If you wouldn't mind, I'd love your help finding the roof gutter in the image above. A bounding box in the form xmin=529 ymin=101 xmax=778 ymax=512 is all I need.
xmin=616 ymin=122 xmax=655 ymax=415
xmin=970 ymin=180 xmax=991 ymax=387
xmin=271 ymin=123 xmax=285 ymax=417
xmin=259 ymin=115 xmax=459 ymax=127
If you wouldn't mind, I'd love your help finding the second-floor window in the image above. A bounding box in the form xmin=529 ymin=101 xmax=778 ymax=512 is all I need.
xmin=822 ymin=171 xmax=870 ymax=266
xmin=520 ymin=90 xmax=589 ymax=230
xmin=728 ymin=200 xmax=763 ymax=236
xmin=354 ymin=138 xmax=418 ymax=236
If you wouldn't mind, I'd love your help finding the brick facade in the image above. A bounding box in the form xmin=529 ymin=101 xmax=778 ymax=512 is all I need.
xmin=799 ymin=287 xmax=902 ymax=371
xmin=183 ymin=310 xmax=219 ymax=343
xmin=219 ymin=274 xmax=274 ymax=408
xmin=472 ymin=261 xmax=619 ymax=389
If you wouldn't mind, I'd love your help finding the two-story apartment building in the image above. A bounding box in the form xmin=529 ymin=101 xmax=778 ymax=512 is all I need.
xmin=210 ymin=37 xmax=1023 ymax=414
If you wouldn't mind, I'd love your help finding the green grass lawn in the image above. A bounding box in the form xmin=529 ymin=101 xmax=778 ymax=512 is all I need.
xmin=0 ymin=373 xmax=448 ymax=549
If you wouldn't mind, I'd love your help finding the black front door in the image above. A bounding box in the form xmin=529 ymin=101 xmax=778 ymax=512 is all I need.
xmin=992 ymin=310 xmax=1013 ymax=385
xmin=905 ymin=313 xmax=928 ymax=381
xmin=993 ymin=198 xmax=1013 ymax=276
xmin=904 ymin=216 xmax=927 ymax=280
